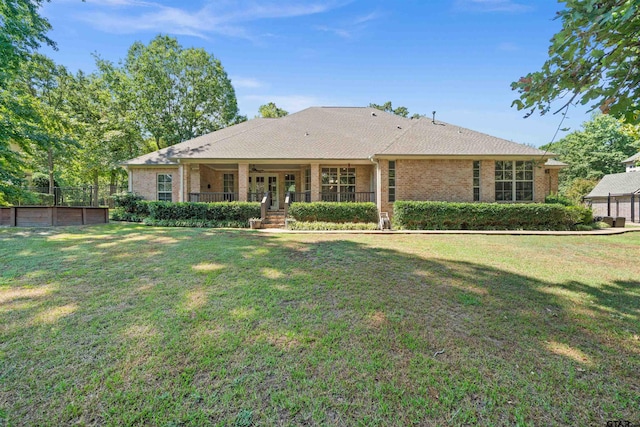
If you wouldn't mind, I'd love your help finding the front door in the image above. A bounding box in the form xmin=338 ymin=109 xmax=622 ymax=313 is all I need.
xmin=250 ymin=174 xmax=278 ymax=210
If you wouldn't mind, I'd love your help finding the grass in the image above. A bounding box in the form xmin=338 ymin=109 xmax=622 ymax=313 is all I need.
xmin=0 ymin=224 xmax=639 ymax=426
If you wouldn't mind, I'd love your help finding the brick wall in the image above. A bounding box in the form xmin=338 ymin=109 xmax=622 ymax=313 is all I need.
xmin=396 ymin=159 xmax=474 ymax=203
xmin=130 ymin=167 xmax=179 ymax=202
xmin=544 ymin=169 xmax=559 ymax=196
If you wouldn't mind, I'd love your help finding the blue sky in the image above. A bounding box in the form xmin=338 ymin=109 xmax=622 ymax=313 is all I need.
xmin=40 ymin=0 xmax=591 ymax=147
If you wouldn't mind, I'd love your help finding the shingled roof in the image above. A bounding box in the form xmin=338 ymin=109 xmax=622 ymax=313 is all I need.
xmin=585 ymin=172 xmax=640 ymax=198
xmin=123 ymin=107 xmax=553 ymax=165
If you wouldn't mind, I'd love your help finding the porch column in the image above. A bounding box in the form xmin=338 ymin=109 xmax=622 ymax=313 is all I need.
xmin=127 ymin=169 xmax=132 ymax=192
xmin=238 ymin=163 xmax=249 ymax=202
xmin=190 ymin=164 xmax=200 ymax=195
xmin=178 ymin=163 xmax=186 ymax=202
xmin=375 ymin=159 xmax=384 ymax=214
xmin=310 ymin=163 xmax=321 ymax=202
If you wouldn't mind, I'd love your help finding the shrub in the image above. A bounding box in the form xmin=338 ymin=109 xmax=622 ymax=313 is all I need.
xmin=143 ymin=218 xmax=249 ymax=228
xmin=146 ymin=201 xmax=260 ymax=226
xmin=545 ymin=193 xmax=574 ymax=206
xmin=111 ymin=192 xmax=150 ymax=222
xmin=393 ymin=201 xmax=586 ymax=231
xmin=287 ymin=221 xmax=379 ymax=231
xmin=288 ymin=202 xmax=378 ymax=223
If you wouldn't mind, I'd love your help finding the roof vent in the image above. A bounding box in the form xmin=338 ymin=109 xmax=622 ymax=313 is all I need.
xmin=432 ymin=111 xmax=436 ymax=124
xmin=371 ymin=112 xmax=377 ymax=117
xmin=397 ymin=126 xmax=402 ymax=129
xmin=305 ymin=132 xmax=309 ymax=136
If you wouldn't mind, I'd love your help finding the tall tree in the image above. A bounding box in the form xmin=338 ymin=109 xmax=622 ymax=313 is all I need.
xmin=541 ymin=114 xmax=639 ymax=198
xmin=0 ymin=0 xmax=55 ymax=202
xmin=21 ymin=54 xmax=78 ymax=194
xmin=258 ymin=102 xmax=288 ymax=118
xmin=511 ymin=1 xmax=640 ymax=124
xmin=116 ymin=35 xmax=241 ymax=150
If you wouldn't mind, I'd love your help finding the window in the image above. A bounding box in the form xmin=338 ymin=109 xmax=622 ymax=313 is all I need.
xmin=157 ymin=174 xmax=172 ymax=201
xmin=284 ymin=174 xmax=296 ymax=193
xmin=473 ymin=161 xmax=480 ymax=201
xmin=304 ymin=168 xmax=311 ymax=192
xmin=223 ymin=173 xmax=234 ymax=201
xmin=321 ymin=167 xmax=355 ymax=201
xmin=495 ymin=161 xmax=533 ymax=201
xmin=388 ymin=160 xmax=396 ymax=202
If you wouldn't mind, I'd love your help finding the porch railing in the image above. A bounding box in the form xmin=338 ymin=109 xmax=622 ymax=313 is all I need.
xmin=320 ymin=192 xmax=375 ymax=203
xmin=247 ymin=192 xmax=266 ymax=203
xmin=288 ymin=192 xmax=311 ymax=203
xmin=189 ymin=192 xmax=238 ymax=203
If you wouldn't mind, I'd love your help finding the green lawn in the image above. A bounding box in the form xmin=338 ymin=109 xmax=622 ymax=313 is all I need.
xmin=1 ymin=225 xmax=638 ymax=426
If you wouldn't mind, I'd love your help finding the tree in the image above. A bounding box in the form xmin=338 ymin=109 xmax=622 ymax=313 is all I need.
xmin=369 ymin=101 xmax=424 ymax=119
xmin=20 ymin=54 xmax=78 ymax=194
xmin=258 ymin=102 xmax=288 ymax=118
xmin=541 ymin=114 xmax=639 ymax=198
xmin=0 ymin=0 xmax=56 ymax=201
xmin=114 ymin=35 xmax=241 ymax=150
xmin=511 ymin=1 xmax=640 ymax=124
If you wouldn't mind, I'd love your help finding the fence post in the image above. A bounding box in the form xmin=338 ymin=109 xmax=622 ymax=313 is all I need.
xmin=607 ymin=193 xmax=611 ymax=217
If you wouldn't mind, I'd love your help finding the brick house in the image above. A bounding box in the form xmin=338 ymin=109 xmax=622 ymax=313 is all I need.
xmin=122 ymin=107 xmax=563 ymax=217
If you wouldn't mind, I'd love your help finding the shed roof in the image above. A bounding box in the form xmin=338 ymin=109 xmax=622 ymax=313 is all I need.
xmin=585 ymin=172 xmax=640 ymax=198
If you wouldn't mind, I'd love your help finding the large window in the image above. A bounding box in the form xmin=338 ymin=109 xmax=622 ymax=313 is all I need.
xmin=495 ymin=161 xmax=533 ymax=201
xmin=321 ymin=167 xmax=355 ymax=201
xmin=388 ymin=160 xmax=396 ymax=202
xmin=223 ymin=173 xmax=234 ymax=201
xmin=284 ymin=174 xmax=296 ymax=193
xmin=473 ymin=161 xmax=480 ymax=201
xmin=157 ymin=174 xmax=172 ymax=201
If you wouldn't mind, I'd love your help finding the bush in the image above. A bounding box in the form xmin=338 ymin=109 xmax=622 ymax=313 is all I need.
xmin=567 ymin=205 xmax=593 ymax=225
xmin=288 ymin=202 xmax=378 ymax=223
xmin=287 ymin=221 xmax=379 ymax=231
xmin=146 ymin=201 xmax=260 ymax=226
xmin=143 ymin=218 xmax=249 ymax=228
xmin=393 ymin=201 xmax=586 ymax=231
xmin=111 ymin=192 xmax=150 ymax=222
xmin=545 ymin=193 xmax=574 ymax=206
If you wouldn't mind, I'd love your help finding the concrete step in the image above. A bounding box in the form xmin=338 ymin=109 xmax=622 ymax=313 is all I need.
xmin=262 ymin=222 xmax=285 ymax=229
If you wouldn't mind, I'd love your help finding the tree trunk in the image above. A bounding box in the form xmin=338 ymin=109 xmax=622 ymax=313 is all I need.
xmin=155 ymin=136 xmax=161 ymax=151
xmin=48 ymin=148 xmax=54 ymax=195
xmin=93 ymin=173 xmax=99 ymax=207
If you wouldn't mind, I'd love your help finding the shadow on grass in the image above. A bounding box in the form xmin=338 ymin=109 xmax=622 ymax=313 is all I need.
xmin=0 ymin=224 xmax=638 ymax=426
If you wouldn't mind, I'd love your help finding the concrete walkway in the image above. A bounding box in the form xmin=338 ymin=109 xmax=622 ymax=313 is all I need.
xmin=259 ymin=224 xmax=640 ymax=236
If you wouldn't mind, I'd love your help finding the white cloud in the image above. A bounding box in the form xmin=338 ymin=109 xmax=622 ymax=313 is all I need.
xmin=314 ymin=9 xmax=382 ymax=39
xmin=231 ymin=77 xmax=265 ymax=89
xmin=453 ymin=0 xmax=532 ymax=13
xmin=74 ymin=1 xmax=351 ymax=40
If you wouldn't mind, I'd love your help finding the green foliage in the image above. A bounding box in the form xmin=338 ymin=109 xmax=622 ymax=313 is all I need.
xmin=258 ymin=102 xmax=288 ymax=118
xmin=31 ymin=172 xmax=59 ymax=190
xmin=511 ymin=0 xmax=640 ymax=123
xmin=544 ymin=193 xmax=574 ymax=206
xmin=563 ymin=178 xmax=599 ymax=204
xmin=369 ymin=101 xmax=425 ymax=118
xmin=393 ymin=201 xmax=590 ymax=230
xmin=142 ymin=218 xmax=249 ymax=228
xmin=111 ymin=192 xmax=150 ymax=222
xmin=287 ymin=220 xmax=379 ymax=231
xmin=118 ymin=35 xmax=241 ymax=149
xmin=146 ymin=201 xmax=260 ymax=225
xmin=543 ymin=115 xmax=638 ymax=182
xmin=288 ymin=202 xmax=378 ymax=223
xmin=567 ymin=205 xmax=593 ymax=225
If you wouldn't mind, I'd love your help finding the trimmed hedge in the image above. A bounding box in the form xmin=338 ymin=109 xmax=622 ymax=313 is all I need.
xmin=287 ymin=220 xmax=379 ymax=231
xmin=288 ymin=202 xmax=378 ymax=223
xmin=111 ymin=192 xmax=150 ymax=222
xmin=143 ymin=218 xmax=249 ymax=228
xmin=147 ymin=201 xmax=260 ymax=225
xmin=393 ymin=201 xmax=591 ymax=230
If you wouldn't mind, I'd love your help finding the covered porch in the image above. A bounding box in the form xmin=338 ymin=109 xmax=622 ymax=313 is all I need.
xmin=182 ymin=161 xmax=376 ymax=210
